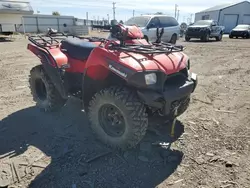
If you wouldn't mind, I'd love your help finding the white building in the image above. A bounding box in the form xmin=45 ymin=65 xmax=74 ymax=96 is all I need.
xmin=195 ymin=1 xmax=250 ymax=33
xmin=0 ymin=0 xmax=33 ymax=33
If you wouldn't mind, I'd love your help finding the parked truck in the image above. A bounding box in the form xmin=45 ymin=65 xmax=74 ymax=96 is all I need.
xmin=185 ymin=20 xmax=225 ymax=42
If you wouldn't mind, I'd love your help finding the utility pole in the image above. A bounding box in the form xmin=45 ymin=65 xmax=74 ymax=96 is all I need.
xmin=133 ymin=10 xmax=135 ymax=17
xmin=112 ymin=2 xmax=116 ymax=20
xmin=86 ymin=12 xmax=88 ymax=26
xmin=190 ymin=13 xmax=193 ymax=23
xmin=174 ymin=4 xmax=178 ymax=19
xmin=107 ymin=14 xmax=110 ymax=24
xmin=177 ymin=9 xmax=180 ymax=22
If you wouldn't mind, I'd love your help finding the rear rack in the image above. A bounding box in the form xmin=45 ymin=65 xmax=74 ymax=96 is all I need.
xmin=28 ymin=32 xmax=107 ymax=49
xmin=28 ymin=31 xmax=184 ymax=55
xmin=108 ymin=42 xmax=184 ymax=55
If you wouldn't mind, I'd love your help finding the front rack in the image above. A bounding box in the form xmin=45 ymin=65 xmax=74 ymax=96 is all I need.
xmin=28 ymin=32 xmax=107 ymax=49
xmin=109 ymin=42 xmax=184 ymax=55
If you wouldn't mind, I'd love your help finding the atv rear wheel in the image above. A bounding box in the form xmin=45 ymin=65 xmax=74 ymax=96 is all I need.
xmin=29 ymin=65 xmax=66 ymax=112
xmin=88 ymin=86 xmax=148 ymax=150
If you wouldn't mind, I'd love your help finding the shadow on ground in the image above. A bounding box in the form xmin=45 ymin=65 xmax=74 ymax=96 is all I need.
xmin=0 ymin=38 xmax=14 ymax=42
xmin=0 ymin=98 xmax=184 ymax=188
xmin=185 ymin=39 xmax=221 ymax=43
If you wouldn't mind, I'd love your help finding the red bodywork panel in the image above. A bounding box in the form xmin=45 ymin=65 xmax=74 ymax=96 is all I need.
xmin=28 ymin=32 xmax=188 ymax=80
xmin=28 ymin=41 xmax=188 ymax=77
xmin=28 ymin=44 xmax=68 ymax=68
xmin=116 ymin=51 xmax=187 ymax=74
xmin=49 ymin=48 xmax=68 ymax=67
xmin=119 ymin=24 xmax=144 ymax=39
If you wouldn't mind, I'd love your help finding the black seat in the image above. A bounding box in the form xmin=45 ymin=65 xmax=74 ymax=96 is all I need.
xmin=61 ymin=38 xmax=96 ymax=60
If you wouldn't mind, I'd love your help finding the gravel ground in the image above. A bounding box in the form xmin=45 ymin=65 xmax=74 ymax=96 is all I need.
xmin=0 ymin=34 xmax=249 ymax=188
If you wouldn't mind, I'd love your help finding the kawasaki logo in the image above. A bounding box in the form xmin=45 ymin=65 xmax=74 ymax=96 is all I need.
xmin=109 ymin=65 xmax=127 ymax=78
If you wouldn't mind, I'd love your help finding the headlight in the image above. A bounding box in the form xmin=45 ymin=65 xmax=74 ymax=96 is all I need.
xmin=145 ymin=73 xmax=157 ymax=85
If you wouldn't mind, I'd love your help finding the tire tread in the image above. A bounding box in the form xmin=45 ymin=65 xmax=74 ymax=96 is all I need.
xmin=88 ymin=86 xmax=148 ymax=150
xmin=29 ymin=65 xmax=66 ymax=112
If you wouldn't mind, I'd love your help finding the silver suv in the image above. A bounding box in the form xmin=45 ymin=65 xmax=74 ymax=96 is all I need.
xmin=124 ymin=15 xmax=180 ymax=44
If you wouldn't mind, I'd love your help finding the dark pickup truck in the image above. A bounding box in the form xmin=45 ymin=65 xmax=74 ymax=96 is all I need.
xmin=185 ymin=20 xmax=225 ymax=42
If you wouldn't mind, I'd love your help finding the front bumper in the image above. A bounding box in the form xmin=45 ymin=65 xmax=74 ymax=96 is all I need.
xmin=230 ymin=31 xmax=249 ymax=37
xmin=186 ymin=30 xmax=207 ymax=38
xmin=137 ymin=72 xmax=198 ymax=115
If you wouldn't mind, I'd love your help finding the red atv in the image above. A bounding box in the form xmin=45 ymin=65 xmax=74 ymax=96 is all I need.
xmin=27 ymin=24 xmax=198 ymax=150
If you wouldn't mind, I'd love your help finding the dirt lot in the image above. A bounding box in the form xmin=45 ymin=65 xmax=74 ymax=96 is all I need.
xmin=0 ymin=34 xmax=250 ymax=188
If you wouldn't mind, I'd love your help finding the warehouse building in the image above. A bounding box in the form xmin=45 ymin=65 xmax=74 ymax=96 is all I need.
xmin=0 ymin=0 xmax=33 ymax=33
xmin=0 ymin=0 xmax=105 ymax=35
xmin=0 ymin=0 xmax=76 ymax=34
xmin=195 ymin=1 xmax=250 ymax=33
xmin=19 ymin=14 xmax=75 ymax=33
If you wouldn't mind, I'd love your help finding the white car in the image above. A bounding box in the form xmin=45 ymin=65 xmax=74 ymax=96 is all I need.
xmin=124 ymin=15 xmax=180 ymax=44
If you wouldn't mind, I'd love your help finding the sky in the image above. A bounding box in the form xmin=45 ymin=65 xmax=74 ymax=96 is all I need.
xmin=28 ymin=0 xmax=243 ymax=23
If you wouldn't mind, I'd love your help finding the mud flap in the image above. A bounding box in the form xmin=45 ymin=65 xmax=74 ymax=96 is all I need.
xmin=43 ymin=64 xmax=67 ymax=98
xmin=39 ymin=51 xmax=67 ymax=99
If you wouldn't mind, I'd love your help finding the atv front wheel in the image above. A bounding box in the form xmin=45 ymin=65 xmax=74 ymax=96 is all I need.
xmin=175 ymin=97 xmax=190 ymax=117
xmin=29 ymin=65 xmax=66 ymax=112
xmin=88 ymin=86 xmax=148 ymax=150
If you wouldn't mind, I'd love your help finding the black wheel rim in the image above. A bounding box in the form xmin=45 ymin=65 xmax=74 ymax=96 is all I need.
xmin=35 ymin=78 xmax=47 ymax=101
xmin=98 ymin=104 xmax=126 ymax=137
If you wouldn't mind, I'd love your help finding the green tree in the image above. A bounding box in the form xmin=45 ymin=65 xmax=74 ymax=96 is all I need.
xmin=155 ymin=12 xmax=164 ymax=15
xmin=52 ymin=11 xmax=60 ymax=16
